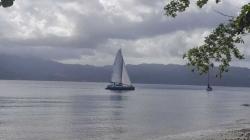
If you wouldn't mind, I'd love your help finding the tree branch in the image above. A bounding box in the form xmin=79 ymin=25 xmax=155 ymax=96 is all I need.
xmin=213 ymin=9 xmax=235 ymax=18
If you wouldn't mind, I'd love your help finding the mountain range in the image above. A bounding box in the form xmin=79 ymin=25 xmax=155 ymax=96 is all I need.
xmin=0 ymin=54 xmax=249 ymax=87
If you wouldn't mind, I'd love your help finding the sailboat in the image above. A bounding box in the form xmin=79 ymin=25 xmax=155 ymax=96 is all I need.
xmin=206 ymin=66 xmax=213 ymax=91
xmin=106 ymin=49 xmax=135 ymax=90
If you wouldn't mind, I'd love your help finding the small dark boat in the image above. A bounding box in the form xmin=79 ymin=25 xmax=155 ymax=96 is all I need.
xmin=206 ymin=84 xmax=213 ymax=91
xmin=106 ymin=49 xmax=135 ymax=91
xmin=206 ymin=66 xmax=213 ymax=91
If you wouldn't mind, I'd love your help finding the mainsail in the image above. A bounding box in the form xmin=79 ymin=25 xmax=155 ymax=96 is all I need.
xmin=111 ymin=49 xmax=132 ymax=85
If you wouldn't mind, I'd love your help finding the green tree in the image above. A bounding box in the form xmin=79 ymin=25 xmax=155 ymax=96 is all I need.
xmin=164 ymin=0 xmax=250 ymax=77
xmin=0 ymin=0 xmax=15 ymax=8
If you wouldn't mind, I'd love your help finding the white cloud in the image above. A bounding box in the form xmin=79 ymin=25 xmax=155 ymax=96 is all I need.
xmin=0 ymin=0 xmax=249 ymax=68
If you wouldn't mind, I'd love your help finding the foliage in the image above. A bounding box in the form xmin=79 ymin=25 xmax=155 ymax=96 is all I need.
xmin=0 ymin=0 xmax=15 ymax=8
xmin=164 ymin=0 xmax=190 ymax=17
xmin=165 ymin=0 xmax=250 ymax=77
xmin=164 ymin=0 xmax=221 ymax=17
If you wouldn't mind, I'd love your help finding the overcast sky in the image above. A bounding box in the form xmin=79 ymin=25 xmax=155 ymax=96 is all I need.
xmin=0 ymin=0 xmax=249 ymax=67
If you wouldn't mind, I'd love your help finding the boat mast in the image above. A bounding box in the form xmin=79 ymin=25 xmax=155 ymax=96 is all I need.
xmin=207 ymin=66 xmax=210 ymax=88
xmin=120 ymin=50 xmax=124 ymax=85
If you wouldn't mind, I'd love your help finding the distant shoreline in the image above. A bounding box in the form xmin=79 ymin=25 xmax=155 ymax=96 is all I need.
xmin=0 ymin=54 xmax=250 ymax=87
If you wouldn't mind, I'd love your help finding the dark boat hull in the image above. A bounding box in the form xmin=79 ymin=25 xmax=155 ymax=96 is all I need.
xmin=206 ymin=87 xmax=213 ymax=91
xmin=106 ymin=85 xmax=135 ymax=90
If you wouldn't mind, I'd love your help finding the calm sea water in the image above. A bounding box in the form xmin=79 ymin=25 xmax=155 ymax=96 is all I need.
xmin=0 ymin=80 xmax=249 ymax=140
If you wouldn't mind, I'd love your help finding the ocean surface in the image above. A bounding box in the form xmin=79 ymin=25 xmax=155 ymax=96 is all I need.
xmin=0 ymin=80 xmax=249 ymax=140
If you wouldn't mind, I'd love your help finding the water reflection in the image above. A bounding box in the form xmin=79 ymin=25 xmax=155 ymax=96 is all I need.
xmin=109 ymin=94 xmax=128 ymax=102
xmin=108 ymin=93 xmax=128 ymax=140
xmin=110 ymin=90 xmax=132 ymax=94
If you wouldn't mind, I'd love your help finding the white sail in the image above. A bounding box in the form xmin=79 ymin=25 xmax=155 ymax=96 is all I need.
xmin=111 ymin=49 xmax=123 ymax=83
xmin=122 ymin=59 xmax=131 ymax=85
xmin=111 ymin=49 xmax=132 ymax=85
